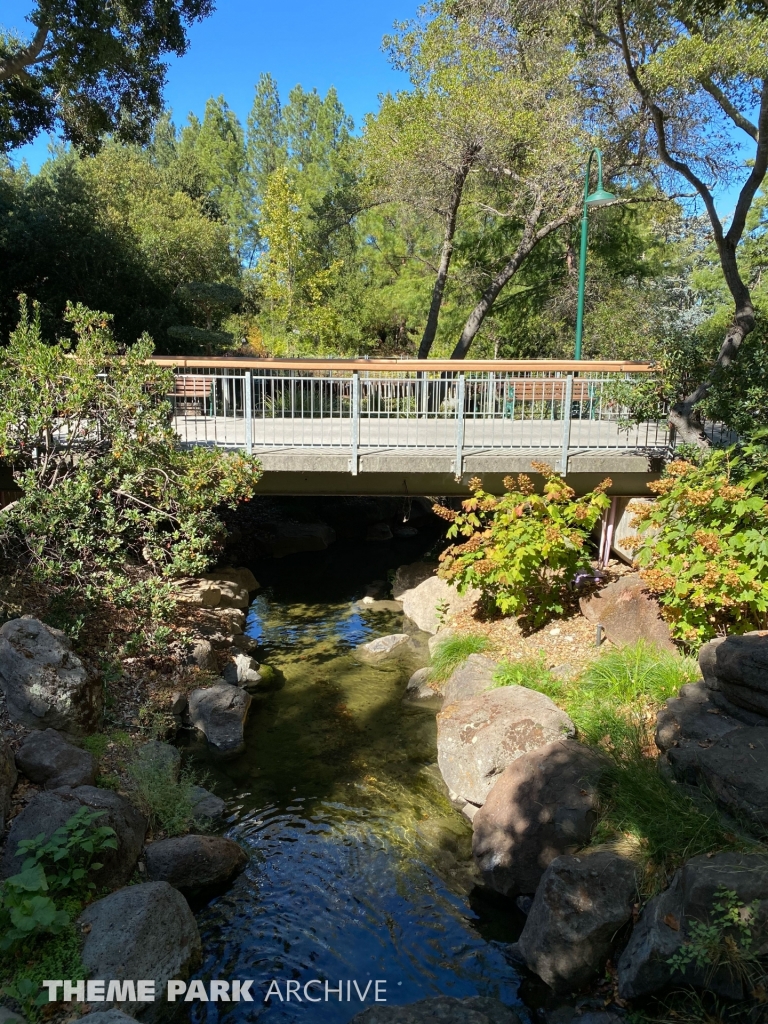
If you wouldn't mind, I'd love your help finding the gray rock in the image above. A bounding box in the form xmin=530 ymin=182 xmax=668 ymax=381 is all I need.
xmin=442 ymin=655 xmax=498 ymax=705
xmin=222 ymin=650 xmax=262 ymax=687
xmin=188 ymin=683 xmax=251 ymax=758
xmin=668 ymin=726 xmax=768 ymax=826
xmin=0 ymin=1008 xmax=26 ymax=1023
xmin=618 ymin=852 xmax=768 ymax=1001
xmin=78 ymin=881 xmax=201 ymax=1020
xmin=392 ymin=561 xmax=437 ymax=600
xmin=579 ymin=575 xmax=675 ymax=652
xmin=400 ymin=576 xmax=479 ymax=635
xmin=0 ymin=617 xmax=103 ymax=734
xmin=353 ymin=634 xmax=415 ymax=666
xmin=185 ymin=638 xmax=217 ymax=671
xmin=428 ymin=629 xmax=454 ymax=657
xmin=351 ymin=997 xmax=521 ymax=1024
xmin=204 ymin=566 xmax=259 ymax=592
xmin=698 ymin=631 xmax=768 ymax=717
xmin=1 ymin=786 xmax=146 ymax=887
xmin=199 ymin=572 xmax=250 ymax=608
xmin=472 ymin=739 xmax=605 ymax=897
xmin=405 ymin=667 xmax=440 ymax=701
xmin=145 ymin=834 xmax=247 ymax=891
xmin=655 ymin=681 xmax=748 ymax=753
xmin=15 ymin=729 xmax=95 ymax=789
xmin=190 ymin=785 xmax=226 ymax=820
xmin=0 ymin=732 xmax=17 ymax=831
xmin=437 ymin=686 xmax=575 ymax=807
xmin=135 ymin=740 xmax=181 ymax=781
xmin=517 ymin=851 xmax=637 ymax=993
xmin=230 ymin=632 xmax=259 ymax=654
xmin=214 ymin=607 xmax=247 ymax=634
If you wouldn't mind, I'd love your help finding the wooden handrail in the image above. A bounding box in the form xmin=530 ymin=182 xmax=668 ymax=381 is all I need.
xmin=148 ymin=356 xmax=655 ymax=372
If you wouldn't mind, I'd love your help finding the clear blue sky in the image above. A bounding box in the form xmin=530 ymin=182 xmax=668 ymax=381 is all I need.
xmin=3 ymin=0 xmax=416 ymax=171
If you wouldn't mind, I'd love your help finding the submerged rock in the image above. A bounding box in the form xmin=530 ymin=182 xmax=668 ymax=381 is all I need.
xmin=437 ymin=686 xmax=575 ymax=807
xmin=0 ymin=617 xmax=103 ymax=734
xmin=15 ymin=728 xmax=96 ymax=789
xmin=405 ymin=667 xmax=440 ymax=701
xmin=517 ymin=851 xmax=636 ymax=993
xmin=353 ymin=634 xmax=415 ymax=666
xmin=472 ymin=739 xmax=604 ymax=897
xmin=188 ymin=682 xmax=251 ymax=758
xmin=351 ymin=997 xmax=521 ymax=1024
xmin=78 ymin=881 xmax=201 ymax=1020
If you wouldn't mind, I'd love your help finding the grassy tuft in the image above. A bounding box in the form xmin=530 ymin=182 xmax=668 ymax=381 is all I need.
xmin=495 ymin=641 xmax=740 ymax=893
xmin=429 ymin=632 xmax=490 ymax=683
xmin=127 ymin=756 xmax=202 ymax=837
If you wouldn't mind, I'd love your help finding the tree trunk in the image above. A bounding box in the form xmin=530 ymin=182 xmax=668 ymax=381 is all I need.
xmin=418 ymin=152 xmax=477 ymax=359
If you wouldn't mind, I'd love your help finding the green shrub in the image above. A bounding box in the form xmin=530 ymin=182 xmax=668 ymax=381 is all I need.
xmin=492 ymin=653 xmax=560 ymax=693
xmin=429 ymin=632 xmax=490 ymax=683
xmin=435 ymin=466 xmax=611 ymax=627
xmin=633 ymin=452 xmax=768 ymax=646
xmin=127 ymin=755 xmax=201 ymax=837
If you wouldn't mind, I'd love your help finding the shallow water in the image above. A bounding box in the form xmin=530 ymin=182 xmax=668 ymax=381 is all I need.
xmin=185 ymin=539 xmax=524 ymax=1023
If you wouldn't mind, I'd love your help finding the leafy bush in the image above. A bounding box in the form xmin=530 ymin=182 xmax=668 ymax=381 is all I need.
xmin=429 ymin=632 xmax=490 ymax=683
xmin=127 ymin=752 xmax=202 ymax=836
xmin=0 ymin=299 xmax=262 ymax=616
xmin=632 ymin=453 xmax=768 ymax=646
xmin=435 ymin=466 xmax=611 ymax=627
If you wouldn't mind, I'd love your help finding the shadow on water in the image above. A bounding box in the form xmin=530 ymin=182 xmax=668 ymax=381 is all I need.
xmin=183 ymin=536 xmax=526 ymax=1023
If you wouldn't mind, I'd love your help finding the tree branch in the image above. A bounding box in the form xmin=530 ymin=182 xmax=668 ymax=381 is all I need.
xmin=726 ymin=79 xmax=768 ymax=246
xmin=0 ymin=23 xmax=50 ymax=82
xmin=700 ymin=76 xmax=758 ymax=141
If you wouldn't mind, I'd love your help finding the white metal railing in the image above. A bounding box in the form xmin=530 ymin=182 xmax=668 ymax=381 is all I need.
xmin=161 ymin=359 xmax=676 ymax=476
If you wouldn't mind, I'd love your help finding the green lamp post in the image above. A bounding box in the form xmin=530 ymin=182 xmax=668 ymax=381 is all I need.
xmin=574 ymin=148 xmax=616 ymax=360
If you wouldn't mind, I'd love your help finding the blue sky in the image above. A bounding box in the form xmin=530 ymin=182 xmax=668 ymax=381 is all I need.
xmin=3 ymin=0 xmax=416 ymax=171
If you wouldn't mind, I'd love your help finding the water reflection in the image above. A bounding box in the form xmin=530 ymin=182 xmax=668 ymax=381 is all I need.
xmin=188 ymin=543 xmax=524 ymax=1023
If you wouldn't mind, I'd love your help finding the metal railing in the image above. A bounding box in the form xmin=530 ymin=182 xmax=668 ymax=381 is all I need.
xmin=155 ymin=357 xmax=673 ymax=476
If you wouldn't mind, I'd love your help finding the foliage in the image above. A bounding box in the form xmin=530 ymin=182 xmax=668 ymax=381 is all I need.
xmin=495 ymin=642 xmax=731 ymax=890
xmin=16 ymin=806 xmax=117 ymax=897
xmin=632 ymin=455 xmax=768 ymax=645
xmin=0 ymin=911 xmax=86 ymax=1022
xmin=436 ymin=466 xmax=611 ymax=627
xmin=0 ymin=864 xmax=68 ymax=952
xmin=0 ymin=300 xmax=262 ymax=609
xmin=429 ymin=632 xmax=490 ymax=683
xmin=667 ymin=887 xmax=762 ymax=988
xmin=0 ymin=0 xmax=215 ymax=152
xmin=127 ymin=753 xmax=203 ymax=837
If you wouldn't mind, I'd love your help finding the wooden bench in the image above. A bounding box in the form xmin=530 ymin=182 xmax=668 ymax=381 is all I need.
xmin=170 ymin=376 xmax=215 ymax=414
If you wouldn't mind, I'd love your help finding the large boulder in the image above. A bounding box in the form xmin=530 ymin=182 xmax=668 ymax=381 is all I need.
xmin=668 ymin=726 xmax=768 ymax=826
xmin=188 ymin=682 xmax=251 ymax=758
xmin=0 ymin=617 xmax=103 ymax=734
xmin=392 ymin=561 xmax=437 ymax=600
xmin=618 ymin=852 xmax=768 ymax=1001
xmin=78 ymin=881 xmax=201 ymax=1020
xmin=437 ymin=687 xmax=575 ymax=807
xmin=0 ymin=732 xmax=17 ymax=832
xmin=400 ymin=576 xmax=479 ymax=635
xmin=184 ymin=637 xmax=217 ymax=672
xmin=0 ymin=786 xmax=146 ymax=887
xmin=699 ymin=631 xmax=768 ymax=717
xmin=517 ymin=851 xmax=637 ymax=993
xmin=579 ymin=575 xmax=675 ymax=652
xmin=15 ymin=729 xmax=96 ymax=789
xmin=353 ymin=634 xmax=415 ymax=666
xmin=144 ymin=834 xmax=247 ymax=892
xmin=205 ymin=566 xmax=259 ymax=592
xmin=442 ymin=655 xmax=498 ymax=706
xmin=351 ymin=997 xmax=521 ymax=1024
xmin=655 ymin=681 xmax=749 ymax=754
xmin=472 ymin=739 xmax=605 ymax=897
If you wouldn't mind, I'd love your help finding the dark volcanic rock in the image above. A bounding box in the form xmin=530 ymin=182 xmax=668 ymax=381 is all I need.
xmin=15 ymin=728 xmax=96 ymax=789
xmin=698 ymin=631 xmax=768 ymax=717
xmin=517 ymin=851 xmax=636 ymax=993
xmin=472 ymin=739 xmax=605 ymax=897
xmin=145 ymin=834 xmax=247 ymax=891
xmin=655 ymin=681 xmax=749 ymax=753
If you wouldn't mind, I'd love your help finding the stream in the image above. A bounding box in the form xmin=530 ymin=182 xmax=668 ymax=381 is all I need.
xmin=183 ymin=535 xmax=525 ymax=1023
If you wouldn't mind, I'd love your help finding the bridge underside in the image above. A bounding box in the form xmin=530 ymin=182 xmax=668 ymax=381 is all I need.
xmin=250 ymin=448 xmax=664 ymax=496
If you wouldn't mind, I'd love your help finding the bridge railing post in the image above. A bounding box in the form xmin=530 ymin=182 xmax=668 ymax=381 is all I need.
xmin=559 ymin=373 xmax=573 ymax=477
xmin=244 ymin=371 xmax=253 ymax=455
xmin=454 ymin=373 xmax=466 ymax=481
xmin=349 ymin=371 xmax=360 ymax=476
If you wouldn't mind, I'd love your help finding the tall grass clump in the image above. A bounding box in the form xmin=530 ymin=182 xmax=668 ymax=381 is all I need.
xmin=429 ymin=632 xmax=490 ymax=683
xmin=127 ymin=751 xmax=203 ymax=837
xmin=494 ymin=640 xmax=738 ymax=891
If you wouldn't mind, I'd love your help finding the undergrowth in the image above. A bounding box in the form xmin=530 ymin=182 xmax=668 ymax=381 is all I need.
xmin=429 ymin=632 xmax=490 ymax=683
xmin=494 ymin=641 xmax=739 ymax=892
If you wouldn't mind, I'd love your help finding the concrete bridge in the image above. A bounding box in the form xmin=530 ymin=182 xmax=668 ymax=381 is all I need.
xmin=154 ymin=357 xmax=674 ymax=496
